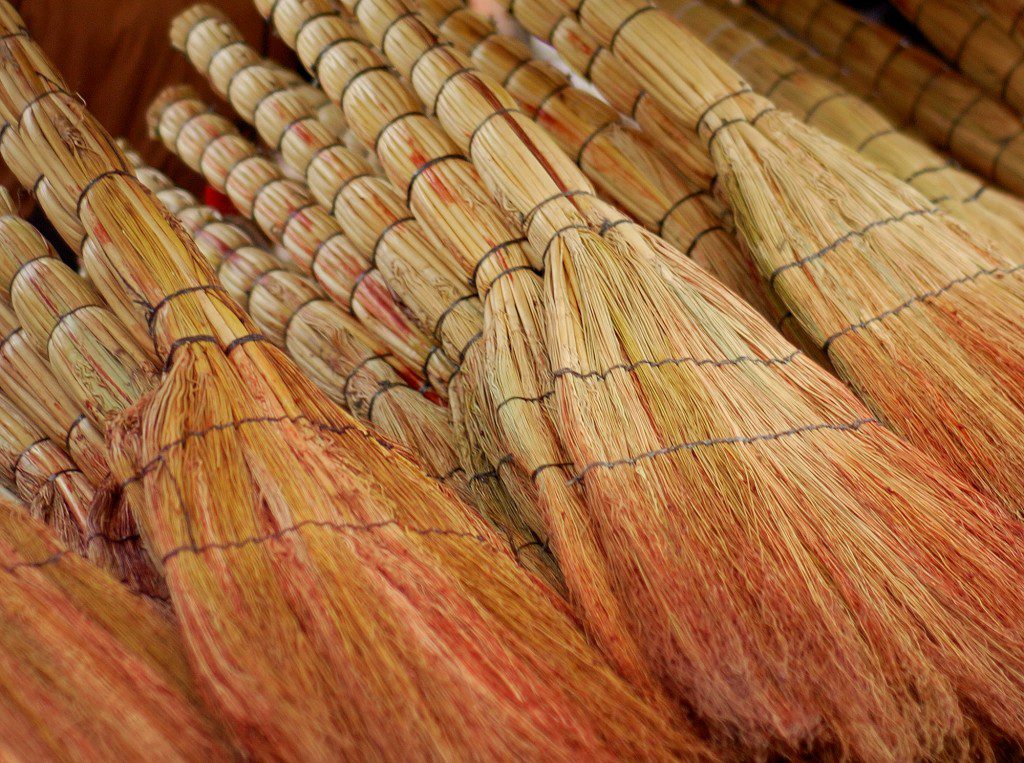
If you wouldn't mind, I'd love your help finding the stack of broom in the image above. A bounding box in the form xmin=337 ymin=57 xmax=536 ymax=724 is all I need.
xmin=3 ymin=0 xmax=1024 ymax=758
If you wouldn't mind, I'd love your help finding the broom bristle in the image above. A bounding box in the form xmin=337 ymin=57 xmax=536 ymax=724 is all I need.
xmin=0 ymin=496 xmax=232 ymax=758
xmin=0 ymin=9 xmax=704 ymax=759
xmin=281 ymin=0 xmax=1024 ymax=755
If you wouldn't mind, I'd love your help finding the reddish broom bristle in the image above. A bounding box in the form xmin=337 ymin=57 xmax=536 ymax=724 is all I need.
xmin=0 ymin=6 xmax=707 ymax=758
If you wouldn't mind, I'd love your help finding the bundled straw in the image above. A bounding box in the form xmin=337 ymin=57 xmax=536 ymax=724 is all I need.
xmin=410 ymin=0 xmax=778 ymax=323
xmin=977 ymin=0 xmax=1024 ymax=44
xmin=0 ymin=392 xmax=91 ymax=553
xmin=666 ymin=0 xmax=1024 ymax=266
xmin=890 ymin=0 xmax=1024 ymax=115
xmin=0 ymin=297 xmax=109 ymax=487
xmin=278 ymin=0 xmax=1024 ymax=756
xmin=537 ymin=0 xmax=1024 ymax=515
xmin=0 ymin=5 xmax=697 ymax=758
xmin=750 ymin=0 xmax=1024 ymax=195
xmin=262 ymin=0 xmax=663 ymax=689
xmin=137 ymin=153 xmax=562 ymax=587
xmin=169 ymin=8 xmax=483 ymax=391
xmin=0 ymin=496 xmax=232 ymax=758
xmin=148 ymin=87 xmax=451 ymax=391
xmin=0 ymin=204 xmax=165 ymax=595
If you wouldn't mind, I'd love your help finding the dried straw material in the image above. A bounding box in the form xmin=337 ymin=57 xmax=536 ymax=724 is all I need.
xmin=262 ymin=0 xmax=660 ymax=690
xmin=667 ymin=0 xmax=1024 ymax=266
xmin=751 ymin=0 xmax=1024 ymax=195
xmin=138 ymin=157 xmax=563 ymax=587
xmin=0 ymin=207 xmax=165 ymax=595
xmin=0 ymin=392 xmax=90 ymax=553
xmin=556 ymin=0 xmax=1024 ymax=511
xmin=977 ymin=0 xmax=1024 ymax=44
xmin=497 ymin=1 xmax=716 ymax=191
xmin=890 ymin=0 xmax=1024 ymax=115
xmin=0 ymin=299 xmax=109 ymax=486
xmin=0 ymin=497 xmax=232 ymax=759
xmin=169 ymin=8 xmax=484 ymax=389
xmin=285 ymin=0 xmax=1024 ymax=756
xmin=0 ymin=7 xmax=697 ymax=758
xmin=414 ymin=0 xmax=779 ymax=324
xmin=148 ymin=87 xmax=451 ymax=391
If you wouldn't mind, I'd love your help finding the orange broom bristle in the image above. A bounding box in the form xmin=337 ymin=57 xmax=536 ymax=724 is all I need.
xmin=0 ymin=496 xmax=232 ymax=758
xmin=0 ymin=5 xmax=705 ymax=758
xmin=270 ymin=0 xmax=1024 ymax=756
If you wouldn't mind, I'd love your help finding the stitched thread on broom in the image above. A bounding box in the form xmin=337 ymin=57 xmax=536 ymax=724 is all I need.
xmin=146 ymin=284 xmax=230 ymax=333
xmin=943 ymin=94 xmax=984 ymax=148
xmin=551 ymin=417 xmax=881 ymax=485
xmin=492 ymin=349 xmax=805 ymax=413
xmin=341 ymin=352 xmax=392 ymax=402
xmin=431 ymin=66 xmax=476 ymax=113
xmin=160 ymin=517 xmax=488 ymax=565
xmin=768 ymin=207 xmax=940 ymax=287
xmin=43 ymin=305 xmax=107 ymax=356
xmin=656 ymin=190 xmax=707 ymax=234
xmin=64 ymin=413 xmax=86 ymax=452
xmin=282 ymin=296 xmax=320 ymax=336
xmin=405 ymin=154 xmax=464 ymax=206
xmin=372 ymin=111 xmax=419 ymax=150
xmin=822 ymin=260 xmax=1024 ymax=353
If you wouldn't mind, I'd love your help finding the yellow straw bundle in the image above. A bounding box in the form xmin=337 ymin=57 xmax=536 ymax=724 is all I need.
xmin=137 ymin=155 xmax=562 ymax=587
xmin=0 ymin=392 xmax=91 ymax=554
xmin=890 ymin=0 xmax=1024 ymax=115
xmin=412 ymin=0 xmax=778 ymax=324
xmin=276 ymin=0 xmax=1024 ymax=756
xmin=261 ymin=0 xmax=657 ymax=689
xmin=170 ymin=8 xmax=484 ymax=388
xmin=0 ymin=5 xmax=695 ymax=758
xmin=148 ymin=87 xmax=451 ymax=391
xmin=536 ymin=0 xmax=1024 ymax=516
xmin=667 ymin=0 xmax=1024 ymax=266
xmin=0 ymin=298 xmax=109 ymax=486
xmin=751 ymin=0 xmax=1024 ymax=195
xmin=0 ymin=496 xmax=231 ymax=758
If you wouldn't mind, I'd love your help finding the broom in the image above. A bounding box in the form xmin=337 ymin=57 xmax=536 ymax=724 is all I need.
xmin=290 ymin=0 xmax=1024 ymax=756
xmin=536 ymin=0 xmax=1024 ymax=517
xmin=148 ymin=88 xmax=452 ymax=393
xmin=138 ymin=153 xmax=563 ymax=588
xmin=977 ymin=0 xmax=1024 ymax=44
xmin=0 ymin=205 xmax=166 ymax=595
xmin=889 ymin=0 xmax=1024 ymax=115
xmin=169 ymin=10 xmax=485 ymax=387
xmin=0 ymin=293 xmax=110 ymax=487
xmin=750 ymin=0 xmax=1024 ymax=196
xmin=0 ymin=7 xmax=700 ymax=758
xmin=0 ymin=495 xmax=233 ymax=758
xmin=408 ymin=0 xmax=780 ymax=325
xmin=255 ymin=0 xmax=664 ymax=690
xmin=667 ymin=0 xmax=1024 ymax=267
xmin=149 ymin=85 xmax=566 ymax=564
xmin=0 ymin=391 xmax=91 ymax=553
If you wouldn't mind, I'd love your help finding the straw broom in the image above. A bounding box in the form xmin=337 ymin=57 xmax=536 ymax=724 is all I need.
xmin=139 ymin=154 xmax=563 ymax=588
xmin=0 ymin=295 xmax=110 ymax=487
xmin=148 ymin=88 xmax=452 ymax=393
xmin=750 ymin=0 xmax=1024 ymax=196
xmin=297 ymin=0 xmax=1024 ymax=756
xmin=0 ymin=8 xmax=700 ymax=759
xmin=258 ymin=0 xmax=664 ymax=691
xmin=0 ymin=496 xmax=233 ymax=758
xmin=889 ymin=0 xmax=1024 ymax=115
xmin=169 ymin=11 xmax=484 ymax=390
xmin=977 ymin=0 xmax=1024 ymax=44
xmin=148 ymin=83 xmax=567 ymax=561
xmin=150 ymin=81 xmax=607 ymax=654
xmin=0 ymin=392 xmax=92 ymax=553
xmin=408 ymin=0 xmax=782 ymax=325
xmin=0 ymin=207 xmax=167 ymax=595
xmin=542 ymin=0 xmax=1024 ymax=517
xmin=666 ymin=0 xmax=1024 ymax=267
